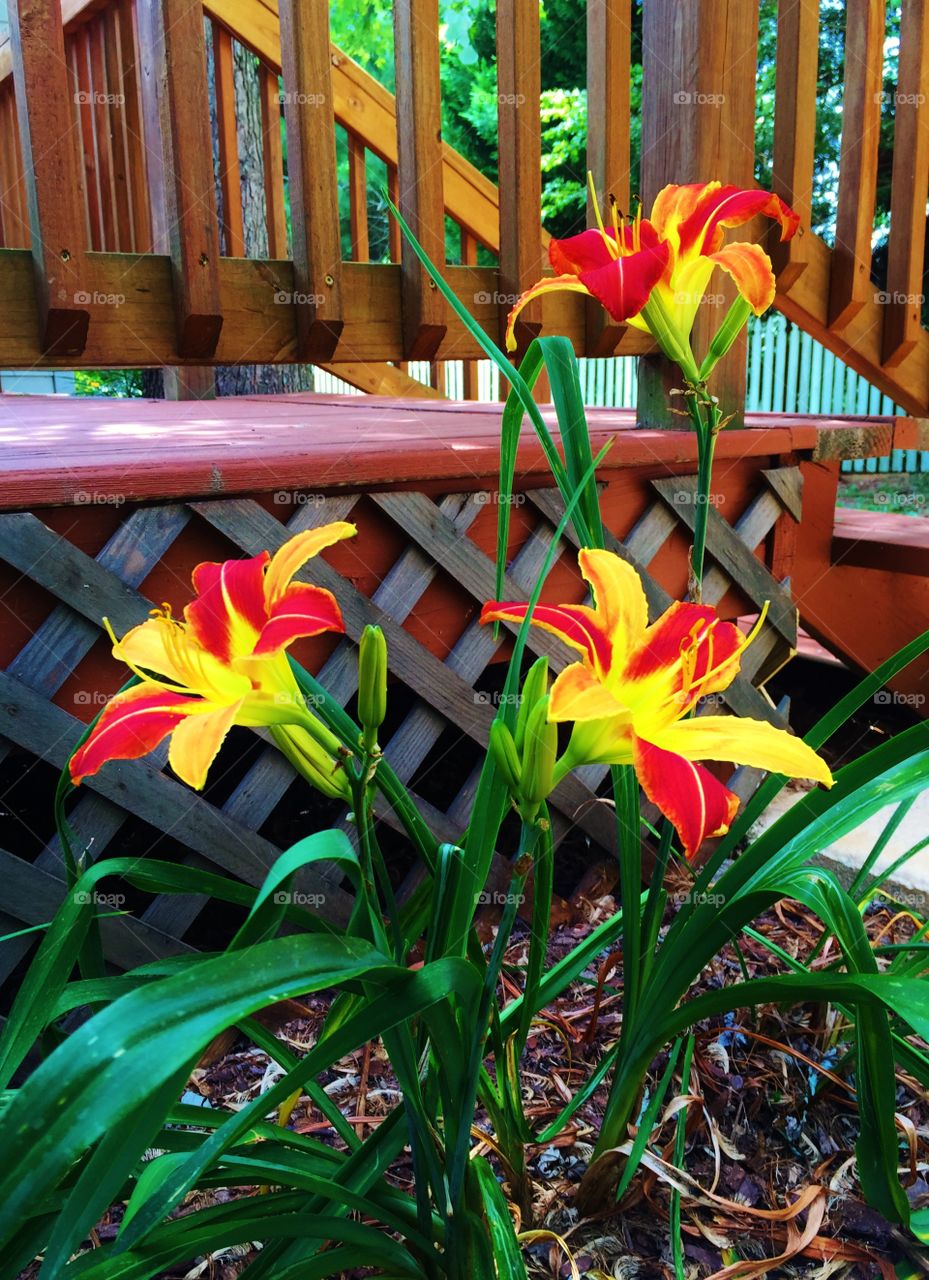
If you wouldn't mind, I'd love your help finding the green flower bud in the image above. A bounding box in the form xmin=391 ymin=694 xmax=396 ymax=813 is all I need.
xmin=489 ymin=719 xmax=522 ymax=795
xmin=358 ymin=624 xmax=388 ymax=736
xmin=514 ymin=656 xmax=549 ymax=754
xmin=273 ymin=724 xmax=351 ymax=801
xmin=519 ymin=694 xmax=557 ymax=809
xmin=698 ymin=296 xmax=752 ymax=382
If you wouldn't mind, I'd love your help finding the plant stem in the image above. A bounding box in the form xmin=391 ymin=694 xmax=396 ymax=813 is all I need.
xmin=684 ymin=390 xmax=722 ymax=603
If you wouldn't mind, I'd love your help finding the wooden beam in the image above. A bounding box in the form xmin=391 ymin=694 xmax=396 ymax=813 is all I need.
xmin=586 ymin=0 xmax=631 ymax=356
xmin=0 ymin=248 xmax=651 ymax=368
xmin=497 ymin=0 xmax=542 ymax=356
xmin=393 ymin=0 xmax=447 ymax=358
xmin=213 ymin=21 xmax=245 ymax=258
xmin=881 ymin=0 xmax=929 ymax=367
xmin=278 ymin=0 xmax=343 ymax=359
xmin=8 ymin=0 xmax=90 ymax=355
xmin=828 ymin=0 xmax=885 ymax=329
xmin=638 ymin=0 xmax=760 ymax=425
xmin=771 ymin=0 xmax=819 ymax=291
xmin=258 ymin=61 xmax=287 ymax=259
xmin=141 ymin=0 xmax=223 ymax=359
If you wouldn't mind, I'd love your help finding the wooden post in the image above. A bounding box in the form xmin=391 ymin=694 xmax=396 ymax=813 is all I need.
xmin=586 ymin=0 xmax=631 ymax=357
xmin=881 ymin=0 xmax=929 ymax=367
xmin=393 ymin=0 xmax=447 ymax=359
xmin=278 ymin=0 xmax=344 ymax=360
xmin=497 ymin=0 xmax=542 ymax=357
xmin=771 ymin=0 xmax=819 ymax=292
xmin=140 ymin=0 xmax=223 ymax=360
xmin=638 ymin=0 xmax=760 ymax=426
xmin=8 ymin=0 xmax=90 ymax=356
xmin=829 ymin=0 xmax=885 ymax=330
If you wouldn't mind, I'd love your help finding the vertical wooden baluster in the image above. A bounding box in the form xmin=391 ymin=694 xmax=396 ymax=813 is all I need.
xmin=8 ymin=0 xmax=90 ymax=354
xmin=0 ymin=89 xmax=19 ymax=247
xmin=103 ymin=4 xmax=134 ymax=252
xmin=260 ymin=62 xmax=288 ymax=259
xmin=118 ymin=0 xmax=151 ymax=253
xmin=393 ymin=0 xmax=447 ymax=358
xmin=139 ymin=0 xmax=223 ymax=359
xmin=771 ymin=0 xmax=819 ymax=291
xmin=497 ymin=0 xmax=542 ymax=356
xmin=65 ymin=40 xmax=91 ymax=250
xmin=348 ymin=134 xmax=369 ymax=261
xmin=90 ymin=17 xmax=117 ymax=251
xmin=278 ymin=0 xmax=344 ymax=359
xmin=213 ymin=22 xmax=245 ymax=258
xmin=586 ymin=0 xmax=631 ymax=356
xmin=882 ymin=0 xmax=929 ymax=367
xmin=11 ymin=90 xmax=29 ymax=247
xmin=829 ymin=0 xmax=885 ymax=328
xmin=460 ymin=225 xmax=479 ymax=398
xmin=639 ymin=0 xmax=759 ymax=424
xmin=74 ymin=30 xmax=103 ymax=253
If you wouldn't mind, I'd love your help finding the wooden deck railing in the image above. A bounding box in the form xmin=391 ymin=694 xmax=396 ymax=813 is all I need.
xmin=1 ymin=0 xmax=929 ymax=416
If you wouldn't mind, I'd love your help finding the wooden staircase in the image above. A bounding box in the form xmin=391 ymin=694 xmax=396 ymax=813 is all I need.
xmin=2 ymin=0 xmax=928 ymax=415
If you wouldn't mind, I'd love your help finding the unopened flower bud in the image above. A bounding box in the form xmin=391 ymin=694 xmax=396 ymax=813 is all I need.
xmin=358 ymin=624 xmax=388 ymax=743
xmin=514 ymin=657 xmax=549 ymax=755
xmin=519 ymin=694 xmax=557 ymax=813
xmin=489 ymin=719 xmax=522 ymax=794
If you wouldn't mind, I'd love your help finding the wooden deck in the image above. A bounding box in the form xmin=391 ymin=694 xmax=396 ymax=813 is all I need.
xmin=0 ymin=393 xmax=918 ymax=508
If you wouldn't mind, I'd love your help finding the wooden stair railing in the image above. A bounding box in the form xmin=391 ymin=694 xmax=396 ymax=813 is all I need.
xmin=3 ymin=0 xmax=929 ymax=417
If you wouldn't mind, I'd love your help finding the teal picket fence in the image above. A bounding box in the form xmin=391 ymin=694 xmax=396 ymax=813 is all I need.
xmin=315 ymin=313 xmax=927 ymax=474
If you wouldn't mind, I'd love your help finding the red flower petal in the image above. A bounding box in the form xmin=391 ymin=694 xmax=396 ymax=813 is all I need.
xmin=480 ymin=601 xmax=613 ymax=674
xmin=625 ymin=602 xmax=744 ymax=713
xmin=70 ymin=686 xmax=197 ymax=784
xmin=186 ymin=553 xmax=270 ymax=663
xmin=549 ymin=228 xmax=617 ymax=275
xmin=680 ymin=185 xmax=800 ymax=256
xmin=252 ymin=584 xmax=345 ymax=656
xmin=633 ymin=734 xmax=739 ymax=859
xmin=578 ymin=239 xmax=671 ymax=323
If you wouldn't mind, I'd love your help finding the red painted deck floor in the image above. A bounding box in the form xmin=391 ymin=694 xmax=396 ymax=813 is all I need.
xmin=0 ymin=391 xmax=909 ymax=510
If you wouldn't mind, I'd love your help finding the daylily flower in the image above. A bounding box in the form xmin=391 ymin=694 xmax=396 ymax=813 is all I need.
xmin=70 ymin=523 xmax=357 ymax=796
xmin=506 ymin=180 xmax=799 ymax=379
xmin=481 ymin=549 xmax=832 ymax=859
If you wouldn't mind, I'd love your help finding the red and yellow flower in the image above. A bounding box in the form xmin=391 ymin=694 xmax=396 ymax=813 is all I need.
xmin=506 ymin=180 xmax=799 ymax=379
xmin=70 ymin=523 xmax=356 ymax=796
xmin=481 ymin=549 xmax=832 ymax=859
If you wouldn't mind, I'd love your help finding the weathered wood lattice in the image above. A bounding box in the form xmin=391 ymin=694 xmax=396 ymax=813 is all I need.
xmin=0 ymin=470 xmax=800 ymax=994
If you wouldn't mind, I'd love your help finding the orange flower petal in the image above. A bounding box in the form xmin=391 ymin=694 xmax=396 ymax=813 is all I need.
xmin=680 ymin=185 xmax=800 ymax=256
xmin=707 ymin=241 xmax=777 ymax=315
xmin=549 ymin=661 xmax=627 ymax=723
xmin=70 ymin=686 xmax=198 ymax=784
xmin=504 ymin=276 xmax=593 ymax=351
xmin=263 ymin=522 xmax=357 ymax=607
xmin=578 ymin=549 xmax=648 ymax=663
xmin=650 ymin=182 xmax=716 ymax=246
xmin=167 ymin=700 xmax=243 ymax=789
xmin=633 ymin=734 xmax=739 ymax=859
xmin=651 ymin=715 xmax=834 ymax=787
